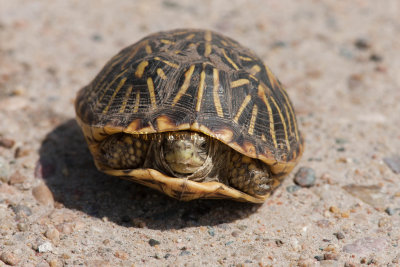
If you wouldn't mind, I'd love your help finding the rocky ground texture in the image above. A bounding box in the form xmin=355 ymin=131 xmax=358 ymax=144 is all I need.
xmin=1 ymin=0 xmax=400 ymax=266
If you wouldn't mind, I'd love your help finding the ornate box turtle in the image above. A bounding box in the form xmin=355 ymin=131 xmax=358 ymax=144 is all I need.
xmin=75 ymin=29 xmax=304 ymax=203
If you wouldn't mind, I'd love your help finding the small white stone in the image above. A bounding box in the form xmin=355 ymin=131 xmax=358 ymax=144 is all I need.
xmin=290 ymin=237 xmax=301 ymax=251
xmin=38 ymin=241 xmax=53 ymax=253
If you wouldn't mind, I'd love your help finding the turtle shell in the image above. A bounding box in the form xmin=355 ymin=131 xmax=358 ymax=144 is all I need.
xmin=75 ymin=29 xmax=304 ymax=202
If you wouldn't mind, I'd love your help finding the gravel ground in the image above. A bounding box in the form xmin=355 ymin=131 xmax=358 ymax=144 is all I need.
xmin=1 ymin=1 xmax=400 ymax=266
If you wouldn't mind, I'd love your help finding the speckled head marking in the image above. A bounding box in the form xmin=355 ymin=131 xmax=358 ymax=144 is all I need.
xmin=75 ymin=29 xmax=304 ymax=202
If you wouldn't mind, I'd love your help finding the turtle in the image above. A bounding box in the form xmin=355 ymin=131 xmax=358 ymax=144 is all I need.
xmin=75 ymin=29 xmax=304 ymax=203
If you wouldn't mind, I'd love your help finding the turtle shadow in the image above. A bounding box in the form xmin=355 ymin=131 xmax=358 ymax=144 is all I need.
xmin=38 ymin=119 xmax=261 ymax=230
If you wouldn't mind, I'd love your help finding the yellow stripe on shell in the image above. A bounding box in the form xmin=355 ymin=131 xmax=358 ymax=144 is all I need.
xmin=195 ymin=69 xmax=206 ymax=112
xmin=250 ymin=65 xmax=261 ymax=75
xmin=270 ymin=96 xmax=290 ymax=150
xmin=102 ymin=77 xmax=127 ymax=114
xmin=283 ymin=104 xmax=292 ymax=137
xmin=133 ymin=90 xmax=140 ymax=113
xmin=161 ymin=39 xmax=175 ymax=44
xmin=230 ymin=79 xmax=250 ymax=88
xmin=172 ymin=65 xmax=195 ymax=106
xmin=222 ymin=49 xmax=239 ymax=70
xmin=145 ymin=44 xmax=152 ymax=54
xmin=213 ymin=68 xmax=224 ymax=117
xmin=248 ymin=105 xmax=258 ymax=135
xmin=96 ymin=69 xmax=128 ymax=108
xmin=157 ymin=68 xmax=167 ymax=80
xmin=154 ymin=57 xmax=179 ymax=68
xmin=135 ymin=61 xmax=149 ymax=78
xmin=185 ymin=33 xmax=195 ymax=40
xmin=258 ymin=84 xmax=277 ymax=149
xmin=233 ymin=94 xmax=251 ymax=123
xmin=280 ymin=89 xmax=300 ymax=144
xmin=146 ymin=77 xmax=156 ymax=108
xmin=239 ymin=55 xmax=254 ymax=61
xmin=119 ymin=85 xmax=133 ymax=113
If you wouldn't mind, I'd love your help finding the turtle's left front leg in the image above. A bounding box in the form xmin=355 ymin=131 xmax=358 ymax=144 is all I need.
xmin=225 ymin=149 xmax=275 ymax=197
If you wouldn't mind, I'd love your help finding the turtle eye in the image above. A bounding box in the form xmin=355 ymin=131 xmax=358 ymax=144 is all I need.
xmin=199 ymin=140 xmax=208 ymax=151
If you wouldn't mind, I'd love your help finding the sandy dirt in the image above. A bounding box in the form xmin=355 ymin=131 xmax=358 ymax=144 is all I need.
xmin=1 ymin=1 xmax=400 ymax=266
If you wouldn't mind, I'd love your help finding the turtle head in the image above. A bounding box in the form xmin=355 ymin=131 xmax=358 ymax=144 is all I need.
xmin=162 ymin=132 xmax=209 ymax=174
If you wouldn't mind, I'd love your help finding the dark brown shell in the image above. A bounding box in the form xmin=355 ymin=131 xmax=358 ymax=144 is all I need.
xmin=75 ymin=29 xmax=303 ymax=175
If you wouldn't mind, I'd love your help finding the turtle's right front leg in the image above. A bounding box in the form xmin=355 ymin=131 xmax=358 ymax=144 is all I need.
xmin=98 ymin=133 xmax=150 ymax=169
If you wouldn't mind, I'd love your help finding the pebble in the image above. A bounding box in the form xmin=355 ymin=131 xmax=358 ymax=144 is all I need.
xmin=343 ymin=237 xmax=388 ymax=256
xmin=32 ymin=182 xmax=54 ymax=206
xmin=383 ymin=155 xmax=400 ymax=174
xmin=38 ymin=241 xmax=53 ymax=253
xmin=336 ymin=147 xmax=345 ymax=152
xmin=0 ymin=137 xmax=15 ymax=148
xmin=179 ymin=250 xmax=190 ymax=256
xmin=324 ymin=253 xmax=339 ymax=260
xmin=45 ymin=228 xmax=60 ymax=244
xmin=339 ymin=47 xmax=354 ymax=59
xmin=324 ymin=244 xmax=337 ymax=252
xmin=231 ymin=230 xmax=240 ymax=237
xmin=9 ymin=171 xmax=28 ymax=185
xmin=91 ymin=33 xmax=103 ymax=42
xmin=207 ymin=226 xmax=215 ymax=236
xmin=329 ymin=206 xmax=340 ymax=214
xmin=335 ymin=138 xmax=348 ymax=145
xmin=114 ymin=250 xmax=129 ymax=260
xmin=275 ymin=239 xmax=284 ymax=247
xmin=48 ymin=259 xmax=62 ymax=267
xmin=354 ymin=38 xmax=371 ymax=50
xmin=369 ymin=53 xmax=383 ymax=62
xmin=378 ymin=217 xmax=391 ymax=228
xmin=286 ymin=185 xmax=301 ymax=193
xmin=0 ymin=251 xmax=20 ymax=266
xmin=225 ymin=241 xmax=234 ymax=246
xmin=0 ymin=156 xmax=11 ymax=183
xmin=56 ymin=223 xmax=73 ymax=234
xmin=290 ymin=237 xmax=301 ymax=251
xmin=333 ymin=232 xmax=345 ymax=240
xmin=14 ymin=147 xmax=31 ymax=158
xmin=148 ymin=238 xmax=160 ymax=247
xmin=385 ymin=207 xmax=395 ymax=216
xmin=11 ymin=204 xmax=32 ymax=217
xmin=314 ymin=255 xmax=324 ymax=261
xmin=17 ymin=222 xmax=28 ymax=231
xmin=294 ymin=167 xmax=316 ymax=187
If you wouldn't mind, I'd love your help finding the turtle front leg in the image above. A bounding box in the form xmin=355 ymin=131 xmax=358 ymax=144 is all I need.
xmin=98 ymin=133 xmax=150 ymax=169
xmin=226 ymin=149 xmax=275 ymax=197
